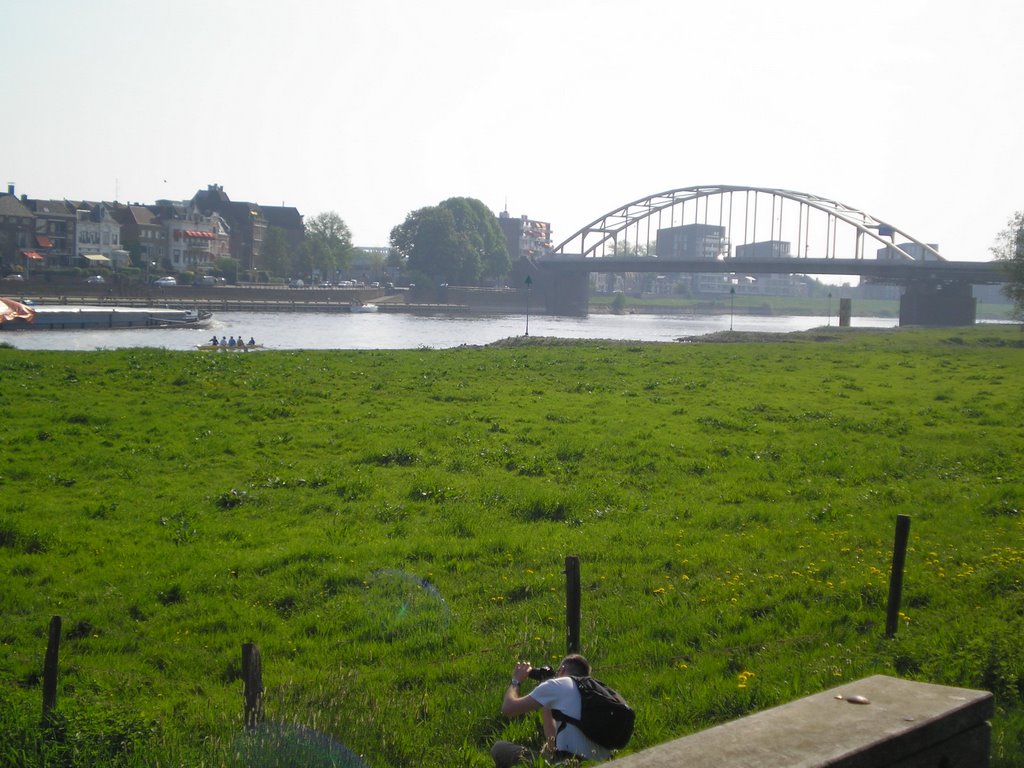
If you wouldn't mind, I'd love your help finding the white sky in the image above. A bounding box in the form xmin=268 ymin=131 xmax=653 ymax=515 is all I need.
xmin=4 ymin=0 xmax=1023 ymax=261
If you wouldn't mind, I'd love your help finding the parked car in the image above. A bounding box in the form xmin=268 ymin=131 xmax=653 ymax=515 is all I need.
xmin=288 ymin=279 xmax=305 ymax=288
xmin=86 ymin=275 xmax=106 ymax=284
xmin=153 ymin=276 xmax=177 ymax=287
xmin=3 ymin=273 xmax=25 ymax=281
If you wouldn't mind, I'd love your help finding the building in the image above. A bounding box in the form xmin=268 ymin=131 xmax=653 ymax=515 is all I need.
xmin=25 ymin=199 xmax=77 ymax=267
xmin=877 ymin=242 xmax=940 ymax=261
xmin=498 ymin=211 xmax=552 ymax=261
xmin=191 ymin=185 xmax=304 ymax=275
xmin=162 ymin=203 xmax=230 ymax=273
xmin=111 ymin=203 xmax=168 ymax=268
xmin=0 ymin=186 xmax=40 ymax=271
xmin=72 ymin=202 xmax=130 ymax=269
xmin=655 ymin=224 xmax=726 ymax=260
xmin=261 ymin=203 xmax=305 ymax=258
xmin=735 ymin=240 xmax=792 ymax=259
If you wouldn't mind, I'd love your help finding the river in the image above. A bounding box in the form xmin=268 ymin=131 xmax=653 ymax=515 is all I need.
xmin=2 ymin=310 xmax=900 ymax=351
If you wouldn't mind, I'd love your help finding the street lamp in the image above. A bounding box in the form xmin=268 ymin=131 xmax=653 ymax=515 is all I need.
xmin=729 ymin=285 xmax=736 ymax=331
xmin=827 ymin=292 xmax=833 ymax=326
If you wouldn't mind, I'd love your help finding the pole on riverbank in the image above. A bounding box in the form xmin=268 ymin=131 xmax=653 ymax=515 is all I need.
xmin=565 ymin=556 xmax=580 ymax=654
xmin=885 ymin=515 xmax=911 ymax=638
xmin=42 ymin=615 xmax=61 ymax=725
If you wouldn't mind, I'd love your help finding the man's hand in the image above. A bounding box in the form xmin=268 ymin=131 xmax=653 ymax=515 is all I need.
xmin=501 ymin=662 xmax=542 ymax=717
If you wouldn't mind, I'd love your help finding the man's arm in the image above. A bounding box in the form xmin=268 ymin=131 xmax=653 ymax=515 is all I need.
xmin=501 ymin=662 xmax=543 ymax=717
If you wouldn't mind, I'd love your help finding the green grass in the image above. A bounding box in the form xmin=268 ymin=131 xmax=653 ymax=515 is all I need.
xmin=1 ymin=326 xmax=1023 ymax=766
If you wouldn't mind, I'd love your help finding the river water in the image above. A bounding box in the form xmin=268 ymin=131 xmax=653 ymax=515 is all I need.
xmin=2 ymin=310 xmax=899 ymax=351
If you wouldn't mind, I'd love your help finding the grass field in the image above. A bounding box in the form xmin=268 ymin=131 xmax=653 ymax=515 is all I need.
xmin=1 ymin=325 xmax=1023 ymax=767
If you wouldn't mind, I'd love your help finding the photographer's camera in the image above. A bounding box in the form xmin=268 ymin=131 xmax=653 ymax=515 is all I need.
xmin=528 ymin=665 xmax=555 ymax=681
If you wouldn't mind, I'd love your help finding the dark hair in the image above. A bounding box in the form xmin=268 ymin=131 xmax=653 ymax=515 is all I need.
xmin=560 ymin=654 xmax=591 ymax=677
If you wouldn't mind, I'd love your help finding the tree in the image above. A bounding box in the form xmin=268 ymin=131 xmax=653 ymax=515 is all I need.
xmin=261 ymin=226 xmax=292 ymax=278
xmin=993 ymin=212 xmax=1024 ymax=319
xmin=390 ymin=197 xmax=509 ymax=286
xmin=438 ymin=197 xmax=510 ymax=282
xmin=610 ymin=239 xmax=656 ymax=257
xmin=302 ymin=211 xmax=354 ymax=279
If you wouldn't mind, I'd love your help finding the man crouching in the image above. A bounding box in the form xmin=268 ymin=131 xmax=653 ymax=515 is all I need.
xmin=491 ymin=654 xmax=611 ymax=766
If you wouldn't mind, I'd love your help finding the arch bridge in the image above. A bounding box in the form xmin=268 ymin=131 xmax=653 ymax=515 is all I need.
xmin=523 ymin=185 xmax=1004 ymax=324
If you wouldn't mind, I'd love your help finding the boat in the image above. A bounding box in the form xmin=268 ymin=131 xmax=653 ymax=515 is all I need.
xmin=0 ymin=298 xmax=212 ymax=330
xmin=196 ymin=342 xmax=265 ymax=352
xmin=350 ymin=299 xmax=379 ymax=313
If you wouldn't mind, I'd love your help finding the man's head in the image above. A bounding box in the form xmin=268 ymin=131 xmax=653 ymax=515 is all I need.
xmin=557 ymin=654 xmax=591 ymax=677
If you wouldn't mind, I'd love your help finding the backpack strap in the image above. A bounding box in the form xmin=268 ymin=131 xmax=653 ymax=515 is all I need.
xmin=549 ymin=677 xmax=584 ymax=735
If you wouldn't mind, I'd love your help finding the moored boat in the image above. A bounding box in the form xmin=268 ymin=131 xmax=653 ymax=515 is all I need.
xmin=350 ymin=299 xmax=379 ymax=313
xmin=0 ymin=298 xmax=212 ymax=330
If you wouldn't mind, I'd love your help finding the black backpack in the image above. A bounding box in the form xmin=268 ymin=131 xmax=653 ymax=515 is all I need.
xmin=551 ymin=676 xmax=635 ymax=750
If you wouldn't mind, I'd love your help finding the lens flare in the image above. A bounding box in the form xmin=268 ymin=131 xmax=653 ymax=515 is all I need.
xmin=363 ymin=569 xmax=451 ymax=637
xmin=235 ymin=721 xmax=367 ymax=768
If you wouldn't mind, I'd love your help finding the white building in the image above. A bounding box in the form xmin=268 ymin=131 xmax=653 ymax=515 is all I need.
xmin=76 ymin=203 xmax=128 ymax=268
xmin=166 ymin=205 xmax=230 ymax=272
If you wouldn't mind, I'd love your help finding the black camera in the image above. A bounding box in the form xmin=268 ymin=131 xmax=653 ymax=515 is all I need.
xmin=528 ymin=666 xmax=555 ymax=681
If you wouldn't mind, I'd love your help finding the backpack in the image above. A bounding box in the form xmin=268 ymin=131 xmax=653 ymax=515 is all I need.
xmin=551 ymin=676 xmax=635 ymax=750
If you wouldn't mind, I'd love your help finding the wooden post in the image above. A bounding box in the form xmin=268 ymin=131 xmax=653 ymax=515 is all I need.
xmin=242 ymin=642 xmax=264 ymax=729
xmin=42 ymin=615 xmax=61 ymax=725
xmin=886 ymin=515 xmax=912 ymax=638
xmin=565 ymin=556 xmax=581 ymax=655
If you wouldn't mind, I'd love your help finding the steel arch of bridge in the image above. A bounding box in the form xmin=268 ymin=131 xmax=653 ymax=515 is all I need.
xmin=550 ymin=185 xmax=944 ymax=263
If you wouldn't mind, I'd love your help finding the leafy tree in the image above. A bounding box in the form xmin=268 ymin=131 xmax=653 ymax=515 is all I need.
xmin=390 ymin=197 xmax=509 ymax=286
xmin=215 ymin=256 xmax=240 ymax=283
xmin=610 ymin=239 xmax=656 ymax=257
xmin=438 ymin=197 xmax=510 ymax=282
xmin=261 ymin=226 xmax=292 ymax=278
xmin=302 ymin=211 xmax=354 ymax=279
xmin=993 ymin=211 xmax=1024 ymax=318
xmin=391 ymin=206 xmax=464 ymax=284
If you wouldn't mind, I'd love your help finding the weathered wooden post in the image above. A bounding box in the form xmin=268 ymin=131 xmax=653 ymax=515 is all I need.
xmin=242 ymin=642 xmax=264 ymax=729
xmin=565 ymin=556 xmax=581 ymax=655
xmin=885 ymin=515 xmax=912 ymax=638
xmin=42 ymin=615 xmax=61 ymax=725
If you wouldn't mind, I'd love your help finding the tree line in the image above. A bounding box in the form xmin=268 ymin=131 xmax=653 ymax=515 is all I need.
xmin=259 ymin=197 xmax=510 ymax=288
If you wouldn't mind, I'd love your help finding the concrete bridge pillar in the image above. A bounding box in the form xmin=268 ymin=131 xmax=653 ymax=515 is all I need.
xmin=899 ymin=281 xmax=977 ymax=326
xmin=513 ymin=259 xmax=590 ymax=317
xmin=541 ymin=270 xmax=589 ymax=316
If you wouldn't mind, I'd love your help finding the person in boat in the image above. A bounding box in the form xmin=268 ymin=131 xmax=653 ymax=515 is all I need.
xmin=248 ymin=337 xmax=256 ymax=346
xmin=221 ymin=336 xmax=227 ymax=346
xmin=228 ymin=336 xmax=236 ymax=347
xmin=210 ymin=335 xmax=219 ymax=346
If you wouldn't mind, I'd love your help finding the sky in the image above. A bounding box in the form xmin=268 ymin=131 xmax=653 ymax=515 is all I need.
xmin=4 ymin=0 xmax=1023 ymax=261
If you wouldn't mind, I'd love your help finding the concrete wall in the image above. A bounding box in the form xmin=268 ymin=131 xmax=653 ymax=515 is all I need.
xmin=606 ymin=675 xmax=992 ymax=768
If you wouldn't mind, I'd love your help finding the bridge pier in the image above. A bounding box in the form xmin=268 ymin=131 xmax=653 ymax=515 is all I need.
xmin=899 ymin=280 xmax=976 ymax=326
xmin=514 ymin=259 xmax=590 ymax=316
xmin=542 ymin=270 xmax=589 ymax=316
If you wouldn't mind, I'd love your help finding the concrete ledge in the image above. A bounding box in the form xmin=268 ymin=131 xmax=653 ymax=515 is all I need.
xmin=607 ymin=675 xmax=993 ymax=768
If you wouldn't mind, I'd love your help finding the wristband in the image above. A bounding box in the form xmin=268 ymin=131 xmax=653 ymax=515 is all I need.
xmin=509 ymin=678 xmax=521 ymax=687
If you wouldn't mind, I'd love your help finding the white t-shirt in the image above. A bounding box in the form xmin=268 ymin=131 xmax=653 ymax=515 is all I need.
xmin=529 ymin=677 xmax=612 ymax=761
